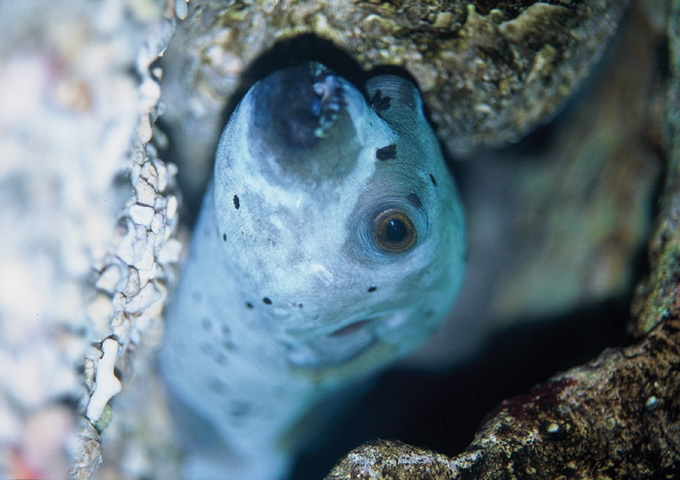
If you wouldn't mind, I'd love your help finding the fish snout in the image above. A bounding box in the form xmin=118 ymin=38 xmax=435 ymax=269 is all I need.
xmin=247 ymin=63 xmax=361 ymax=182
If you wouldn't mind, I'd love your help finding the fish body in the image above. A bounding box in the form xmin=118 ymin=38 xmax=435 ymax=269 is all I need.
xmin=159 ymin=63 xmax=466 ymax=479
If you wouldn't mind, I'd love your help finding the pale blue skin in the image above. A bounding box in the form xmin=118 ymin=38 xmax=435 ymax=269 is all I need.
xmin=159 ymin=63 xmax=466 ymax=480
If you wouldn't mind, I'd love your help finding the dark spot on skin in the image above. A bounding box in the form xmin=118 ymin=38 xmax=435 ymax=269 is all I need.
xmin=429 ymin=174 xmax=437 ymax=186
xmin=245 ymin=301 xmax=254 ymax=309
xmin=367 ymin=286 xmax=377 ymax=292
xmin=220 ymin=325 xmax=236 ymax=351
xmin=376 ymin=144 xmax=397 ymax=161
xmin=262 ymin=297 xmax=272 ymax=305
xmin=191 ymin=291 xmax=202 ymax=303
xmin=222 ymin=233 xmax=227 ymax=242
xmin=207 ymin=377 xmax=229 ymax=395
xmin=222 ymin=339 xmax=237 ymax=352
xmin=229 ymin=401 xmax=253 ymax=418
xmin=370 ymin=89 xmax=391 ymax=112
xmin=406 ymin=192 xmax=422 ymax=208
xmin=233 ymin=195 xmax=240 ymax=209
xmin=201 ymin=317 xmax=213 ymax=331
xmin=201 ymin=342 xmax=227 ymax=365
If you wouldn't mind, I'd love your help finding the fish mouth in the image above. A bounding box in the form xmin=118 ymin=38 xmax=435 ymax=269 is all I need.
xmin=328 ymin=319 xmax=373 ymax=338
xmin=287 ymin=317 xmax=381 ymax=368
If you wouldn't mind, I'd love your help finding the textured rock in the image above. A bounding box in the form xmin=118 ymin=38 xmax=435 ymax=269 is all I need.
xmin=0 ymin=1 xmax=182 ymax=479
xmin=160 ymin=0 xmax=630 ymax=206
xmin=324 ymin=2 xmax=680 ymax=478
xmin=326 ymin=323 xmax=680 ymax=479
xmin=409 ymin=0 xmax=662 ymax=365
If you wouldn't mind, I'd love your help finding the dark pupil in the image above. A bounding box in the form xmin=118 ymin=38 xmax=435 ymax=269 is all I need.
xmin=385 ymin=218 xmax=408 ymax=243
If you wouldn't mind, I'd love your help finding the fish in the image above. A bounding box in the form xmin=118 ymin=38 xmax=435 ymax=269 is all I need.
xmin=158 ymin=62 xmax=466 ymax=480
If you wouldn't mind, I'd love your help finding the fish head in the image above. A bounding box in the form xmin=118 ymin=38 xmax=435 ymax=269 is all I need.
xmin=213 ymin=62 xmax=466 ymax=378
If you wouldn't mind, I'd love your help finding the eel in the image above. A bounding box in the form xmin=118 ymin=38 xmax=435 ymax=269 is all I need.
xmin=158 ymin=62 xmax=466 ymax=480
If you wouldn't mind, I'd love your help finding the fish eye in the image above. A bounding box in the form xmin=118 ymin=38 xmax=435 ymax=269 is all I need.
xmin=372 ymin=209 xmax=417 ymax=253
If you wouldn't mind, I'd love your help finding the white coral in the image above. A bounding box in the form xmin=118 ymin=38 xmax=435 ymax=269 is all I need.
xmin=0 ymin=1 xmax=186 ymax=478
xmin=86 ymin=339 xmax=122 ymax=424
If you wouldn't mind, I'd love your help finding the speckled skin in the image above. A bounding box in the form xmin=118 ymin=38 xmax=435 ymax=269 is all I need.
xmin=159 ymin=63 xmax=466 ymax=479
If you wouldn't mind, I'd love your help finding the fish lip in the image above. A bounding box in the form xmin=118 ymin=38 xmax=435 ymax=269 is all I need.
xmin=287 ymin=317 xmax=381 ymax=368
xmin=328 ymin=318 xmax=373 ymax=338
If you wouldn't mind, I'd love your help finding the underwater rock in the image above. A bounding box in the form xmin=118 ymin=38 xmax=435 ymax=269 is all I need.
xmin=400 ymin=0 xmax=663 ymax=365
xmin=325 ymin=3 xmax=680 ymax=478
xmin=0 ymin=1 xmax=181 ymax=479
xmin=160 ymin=0 xmax=630 ymax=205
xmin=326 ymin=313 xmax=680 ymax=479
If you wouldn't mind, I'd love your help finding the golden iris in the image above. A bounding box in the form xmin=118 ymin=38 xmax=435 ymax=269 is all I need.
xmin=372 ymin=209 xmax=417 ymax=253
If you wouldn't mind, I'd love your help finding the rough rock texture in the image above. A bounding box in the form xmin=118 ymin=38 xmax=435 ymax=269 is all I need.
xmin=326 ymin=318 xmax=680 ymax=479
xmin=407 ymin=1 xmax=663 ymax=365
xmin=0 ymin=1 xmax=182 ymax=479
xmin=160 ymin=0 xmax=630 ymax=206
xmin=632 ymin=0 xmax=680 ymax=337
xmin=324 ymin=2 xmax=680 ymax=478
